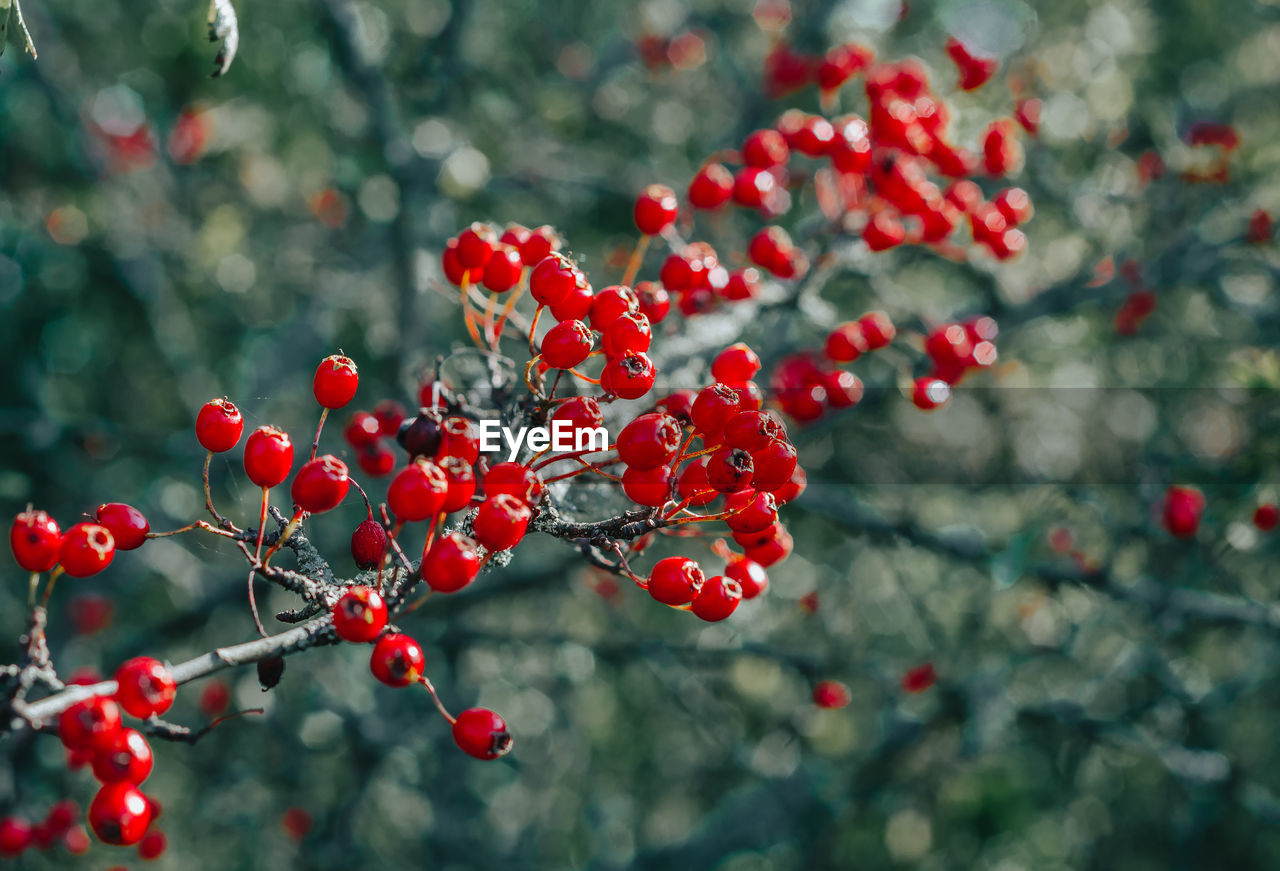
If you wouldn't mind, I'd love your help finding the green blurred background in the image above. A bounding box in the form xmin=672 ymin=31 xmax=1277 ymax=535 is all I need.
xmin=4 ymin=0 xmax=1280 ymax=868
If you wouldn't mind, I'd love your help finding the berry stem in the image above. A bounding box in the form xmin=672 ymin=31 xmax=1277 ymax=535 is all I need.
xmin=458 ymin=275 xmax=485 ymax=349
xmin=246 ymin=567 xmax=268 ymax=638
xmin=202 ymin=451 xmax=234 ymax=531
xmin=621 ymin=233 xmax=652 ymax=287
xmin=417 ymin=511 xmax=443 ymax=575
xmin=27 ymin=571 xmax=40 ymax=608
xmin=39 ymin=566 xmax=64 ymax=608
xmin=527 ymin=304 xmax=545 ymax=355
xmin=261 ymin=510 xmax=305 ymax=564
xmin=418 ymin=676 xmax=456 ymax=725
xmin=309 ymin=408 xmax=329 ymax=463
xmin=490 ymin=271 xmax=529 ymax=350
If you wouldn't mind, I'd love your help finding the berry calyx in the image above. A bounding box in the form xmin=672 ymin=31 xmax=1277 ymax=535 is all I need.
xmin=291 ymin=455 xmax=350 ymax=514
xmin=452 ymin=707 xmax=514 ymax=760
xmin=59 ymin=523 xmax=116 ymax=577
xmin=243 ymin=426 xmax=295 ymax=488
xmin=422 ymin=532 xmax=482 ymax=593
xmin=369 ymin=633 xmax=425 ymax=687
xmin=706 ymin=447 xmax=754 ymax=493
xmin=387 ymin=459 xmax=449 ymax=522
xmin=91 ymin=728 xmax=154 ymax=785
xmin=472 ymin=494 xmax=531 ymax=552
xmin=634 ymin=184 xmax=679 ymax=235
xmin=312 ymin=354 xmax=359 ymax=409
xmin=647 ymin=556 xmax=705 ymax=606
xmin=88 ymin=782 xmax=151 ymax=846
xmin=690 ymin=575 xmax=742 ymax=622
xmin=350 ymin=519 xmax=389 ymax=570
xmin=195 ymin=399 xmax=243 ymax=453
xmin=332 ymin=585 xmax=388 ymax=643
xmin=113 ymin=657 xmax=177 ymax=719
xmin=11 ymin=509 xmax=62 ymax=572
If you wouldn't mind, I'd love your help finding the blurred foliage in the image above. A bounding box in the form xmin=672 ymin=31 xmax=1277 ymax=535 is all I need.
xmin=4 ymin=0 xmax=1280 ymax=869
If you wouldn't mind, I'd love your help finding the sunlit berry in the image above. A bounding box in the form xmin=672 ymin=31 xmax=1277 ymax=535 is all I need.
xmin=114 ymin=657 xmax=176 ymax=719
xmin=11 ymin=509 xmax=62 ymax=572
xmin=369 ymin=633 xmax=425 ymax=687
xmin=332 ymin=586 xmax=388 ymax=643
xmin=59 ymin=523 xmax=115 ymax=577
xmin=195 ymin=399 xmax=243 ymax=453
xmin=452 ymin=707 xmax=513 ymax=760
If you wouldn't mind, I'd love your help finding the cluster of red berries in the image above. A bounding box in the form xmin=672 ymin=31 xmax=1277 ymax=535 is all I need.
xmin=341 ymin=400 xmax=407 ymax=477
xmin=0 ymin=800 xmax=90 ymax=858
xmin=1159 ymin=487 xmax=1279 ymax=540
xmin=9 ymin=500 xmax=149 ymax=580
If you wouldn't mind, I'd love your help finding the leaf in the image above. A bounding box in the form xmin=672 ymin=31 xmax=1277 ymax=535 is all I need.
xmin=206 ymin=0 xmax=238 ymax=78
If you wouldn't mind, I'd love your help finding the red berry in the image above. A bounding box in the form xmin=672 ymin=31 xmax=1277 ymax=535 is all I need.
xmin=442 ymin=239 xmax=481 ymax=286
xmin=654 ymin=390 xmax=696 ymax=426
xmin=59 ymin=522 xmax=115 ymax=577
xmin=993 ymin=187 xmax=1034 ymax=225
xmin=456 ymin=223 xmax=497 ymax=270
xmin=11 ymin=509 xmax=62 ymax=571
xmin=436 ymin=417 xmax=481 ymax=464
xmin=687 ymin=163 xmax=734 ymax=209
xmin=823 ymin=370 xmax=864 ymax=408
xmin=601 ymin=351 xmax=656 ymax=400
xmin=63 ymin=824 xmax=91 ymax=854
xmin=725 ymin=490 xmax=779 ymax=533
xmin=313 ymin=355 xmax=359 ymax=409
xmin=711 ymin=344 xmax=761 ymax=383
xmin=690 ymin=575 xmax=742 ymax=621
xmin=351 ymin=519 xmax=389 ymax=570
xmin=195 ymin=399 xmax=243 ymax=452
xmin=0 ymin=817 xmax=32 ymax=857
xmin=824 ymin=323 xmax=866 ymax=363
xmin=542 ymin=320 xmax=594 ymax=370
xmin=553 ymin=396 xmax=604 ymax=434
xmin=647 ymin=556 xmax=705 ymax=606
xmin=372 ymin=401 xmax=407 ymax=436
xmin=745 ymin=528 xmax=793 ymax=567
xmin=590 ymin=285 xmax=641 ymax=331
xmin=659 ymin=254 xmax=693 ymax=291
xmin=634 ymin=281 xmax=671 ymax=324
xmin=773 ymin=465 xmax=807 ymax=504
xmin=617 ymin=413 xmax=683 ymax=470
xmin=138 ymin=830 xmax=168 ymax=860
xmin=423 ymin=532 xmax=482 ymax=593
xmin=1162 ymin=486 xmax=1205 ymax=539
xmin=68 ymin=594 xmax=113 ymax=635
xmin=911 ymin=377 xmax=950 ymax=410
xmin=388 ymin=459 xmax=449 ymax=522
xmin=88 ymin=783 xmax=151 ymax=846
xmin=452 ymin=707 xmax=513 ymax=760
xmin=357 ymin=442 xmax=397 ymax=477
xmin=243 ymin=426 xmax=295 ymax=488
xmin=691 ymin=383 xmax=742 ymax=439
xmin=813 ymin=680 xmax=850 ymax=709
xmin=725 ymin=555 xmax=769 ymax=599
xmin=602 ymin=312 xmax=652 ymax=356
xmin=483 ymin=462 xmax=545 ymax=506
xmin=369 ymin=633 xmax=426 ymax=687
xmin=742 ymin=129 xmax=789 ymax=167
xmin=332 ymin=585 xmax=388 ymax=643
xmin=863 ymin=211 xmax=906 ymax=251
xmin=1255 ymin=503 xmax=1280 ymax=532
xmin=344 ymin=412 xmax=382 ymax=448
xmin=902 ymin=663 xmax=937 ymax=693
xmin=520 ymin=225 xmax=561 ymax=265
xmin=114 ymin=657 xmax=176 ymax=718
xmin=548 ymin=275 xmax=595 ymax=321
xmin=623 ymin=464 xmax=673 ymax=507
xmin=529 ymin=253 xmax=580 ymax=306
xmin=982 ymin=119 xmax=1023 ymax=176
xmin=281 ymin=807 xmax=312 ymax=841
xmin=750 ymin=440 xmax=798 ymax=492
xmin=43 ymin=800 xmax=78 ymax=836
xmin=60 ymin=696 xmax=122 ymax=752
xmin=439 ymin=455 xmax=478 ymax=513
xmin=398 ymin=409 xmax=444 ymax=458
xmin=829 ymin=114 xmax=872 ymax=174
xmin=482 ymin=242 xmax=523 ymax=292
xmin=634 ymin=184 xmax=679 ymax=235
xmin=91 ymin=728 xmax=153 ymax=785
xmin=944 ymin=180 xmax=984 ymax=214
xmin=706 ymin=447 xmax=754 ymax=492
xmin=676 ymin=459 xmax=715 ymax=506
xmin=946 ymin=37 xmax=997 ymax=90
xmin=473 ymin=494 xmax=531 ymax=551
xmin=723 ymin=268 xmax=760 ymax=301
xmin=857 ymin=312 xmax=896 ymax=349
xmin=732 ymin=167 xmax=777 ymax=208
xmin=722 ymin=411 xmax=785 ymax=452
xmin=291 ymin=455 xmax=350 ymax=513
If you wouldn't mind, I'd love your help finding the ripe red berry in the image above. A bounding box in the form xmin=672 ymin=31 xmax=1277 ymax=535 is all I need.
xmin=482 ymin=242 xmax=523 ymax=292
xmin=617 ymin=413 xmax=683 ymax=470
xmin=813 ymin=680 xmax=850 ymax=709
xmin=902 ymin=662 xmax=937 ymax=693
xmin=623 ymin=464 xmax=673 ymax=507
xmin=114 ymin=657 xmax=176 ymax=719
xmin=602 ymin=311 xmax=653 ymax=356
xmin=634 ymin=281 xmax=671 ymax=324
xmin=0 ymin=817 xmax=32 ymax=857
xmin=634 ymin=184 xmax=679 ymax=235
xmin=911 ymin=377 xmax=951 ymax=410
xmin=88 ymin=503 xmax=148 ymax=553
xmin=452 ymin=707 xmax=513 ymax=760
xmin=91 ymin=728 xmax=154 ymax=785
xmin=313 ymin=355 xmax=359 ymax=409
xmin=11 ymin=509 xmax=62 ymax=571
xmin=601 ymin=351 xmax=657 ymax=400
xmin=1255 ymin=503 xmax=1280 ymax=532
xmin=824 ymin=322 xmax=867 ymax=362
xmin=691 ymin=383 xmax=742 ymax=439
xmin=590 ymin=285 xmax=641 ymax=332
xmin=388 ymin=459 xmax=449 ymax=522
xmin=750 ymin=441 xmax=799 ymax=492
xmin=423 ymin=532 xmax=482 ymax=593
xmin=358 ymin=442 xmax=397 ymax=477
xmin=369 ymin=633 xmax=425 ymax=687
xmin=59 ymin=696 xmax=123 ymax=752
xmin=332 ymin=585 xmax=388 ymax=643
xmin=946 ymin=37 xmax=997 ymax=90
xmin=706 ymin=447 xmax=754 ymax=492
xmin=993 ymin=187 xmax=1034 ymax=225
xmin=371 ymin=400 xmax=407 ymax=436
xmin=659 ymin=253 xmax=693 ymax=291
xmin=725 ymin=490 xmax=779 ymax=533
xmin=823 ymin=370 xmax=864 ymax=408
xmin=398 ymin=409 xmax=444 ymax=458
xmin=676 ymin=459 xmax=715 ymax=506
xmin=548 ymin=275 xmax=595 ymax=321
xmin=829 ymin=114 xmax=872 ymax=174
xmin=723 ymin=267 xmax=760 ymax=301
xmin=745 ymin=528 xmax=793 ymax=567
xmin=541 ymin=320 xmax=594 ymax=370
xmin=647 ymin=556 xmax=705 ymax=606
xmin=483 ymin=463 xmax=545 ymax=506
xmin=553 ymin=396 xmax=605 ymax=435
xmin=982 ymin=119 xmax=1023 ymax=176
xmin=291 ymin=455 xmax=350 ymax=513
xmin=88 ymin=782 xmax=151 ymax=846
xmin=858 ymin=311 xmax=896 ymax=349
xmin=351 ymin=519 xmax=389 ymax=570
xmin=195 ymin=399 xmax=243 ymax=453
xmin=344 ymin=412 xmax=382 ymax=448
xmin=722 ymin=411 xmax=785 ymax=452
xmin=1163 ymin=486 xmax=1205 ymax=539
xmin=436 ymin=416 xmax=481 ymax=464
xmin=456 ymin=223 xmax=497 ymax=271
xmin=59 ymin=523 xmax=115 ymax=577
xmin=687 ymin=163 xmax=734 ymax=209
xmin=473 ymin=494 xmax=531 ymax=551
xmin=241 ymin=426 xmax=294 ymax=489
xmin=435 ymin=456 xmax=477 ymax=513
xmin=742 ymin=129 xmax=789 ymax=168
xmin=690 ymin=575 xmax=742 ymax=622
xmin=732 ymin=166 xmax=777 ymax=208
xmin=138 ymin=830 xmax=168 ymax=860
xmin=863 ymin=211 xmax=906 ymax=251
xmin=529 ymin=253 xmax=580 ymax=306
xmin=711 ymin=344 xmax=761 ymax=383
xmin=725 ymin=554 xmax=769 ymax=599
